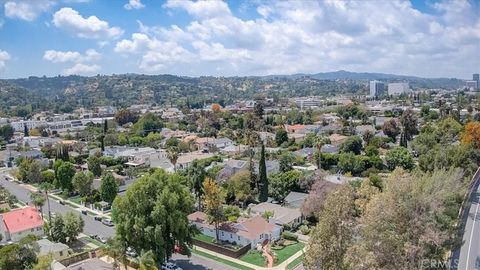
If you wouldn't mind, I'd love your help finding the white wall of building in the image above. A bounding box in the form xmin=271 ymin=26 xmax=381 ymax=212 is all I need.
xmin=388 ymin=83 xmax=410 ymax=95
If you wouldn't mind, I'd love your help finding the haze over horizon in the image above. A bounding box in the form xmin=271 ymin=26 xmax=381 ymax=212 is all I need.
xmin=0 ymin=0 xmax=479 ymax=79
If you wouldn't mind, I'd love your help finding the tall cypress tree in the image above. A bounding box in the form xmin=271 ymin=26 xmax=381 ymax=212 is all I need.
xmin=24 ymin=123 xmax=29 ymax=137
xmin=258 ymin=144 xmax=268 ymax=202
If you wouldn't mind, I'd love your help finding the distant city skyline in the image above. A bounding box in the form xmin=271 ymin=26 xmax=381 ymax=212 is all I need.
xmin=0 ymin=0 xmax=479 ymax=79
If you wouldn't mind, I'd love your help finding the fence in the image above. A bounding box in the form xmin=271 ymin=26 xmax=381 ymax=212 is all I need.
xmin=192 ymin=239 xmax=251 ymax=258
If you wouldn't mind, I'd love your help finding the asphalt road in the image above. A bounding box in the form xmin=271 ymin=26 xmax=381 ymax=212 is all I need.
xmin=0 ymin=171 xmax=233 ymax=270
xmin=452 ymin=168 xmax=480 ymax=270
xmin=0 ymin=172 xmax=115 ymax=238
xmin=171 ymin=254 xmax=235 ymax=270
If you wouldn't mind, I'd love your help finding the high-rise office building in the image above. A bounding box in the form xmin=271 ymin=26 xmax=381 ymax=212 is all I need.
xmin=473 ymin=73 xmax=479 ymax=89
xmin=388 ymin=82 xmax=410 ymax=95
xmin=369 ymin=81 xmax=385 ymax=97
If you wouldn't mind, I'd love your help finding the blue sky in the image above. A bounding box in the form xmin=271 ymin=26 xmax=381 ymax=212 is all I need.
xmin=0 ymin=0 xmax=479 ymax=79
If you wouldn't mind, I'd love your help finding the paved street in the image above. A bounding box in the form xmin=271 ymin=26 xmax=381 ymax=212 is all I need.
xmin=452 ymin=168 xmax=480 ymax=270
xmin=171 ymin=254 xmax=235 ymax=270
xmin=0 ymin=173 xmax=115 ymax=238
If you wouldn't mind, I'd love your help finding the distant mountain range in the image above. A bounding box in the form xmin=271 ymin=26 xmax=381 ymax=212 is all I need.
xmin=266 ymin=70 xmax=462 ymax=81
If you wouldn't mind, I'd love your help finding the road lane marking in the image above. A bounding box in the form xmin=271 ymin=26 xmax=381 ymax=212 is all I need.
xmin=467 ymin=197 xmax=480 ymax=270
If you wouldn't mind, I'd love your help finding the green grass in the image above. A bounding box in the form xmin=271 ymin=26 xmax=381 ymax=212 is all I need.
xmin=239 ymin=250 xmax=265 ymax=267
xmin=69 ymin=196 xmax=83 ymax=204
xmin=194 ymin=234 xmax=215 ymax=243
xmin=274 ymin=242 xmax=305 ymax=265
xmin=65 ymin=201 xmax=79 ymax=208
xmin=191 ymin=249 xmax=254 ymax=270
xmin=286 ymin=254 xmax=304 ymax=270
xmin=80 ymin=236 xmax=104 ymax=247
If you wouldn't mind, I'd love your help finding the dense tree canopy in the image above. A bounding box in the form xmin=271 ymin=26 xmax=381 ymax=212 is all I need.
xmin=112 ymin=170 xmax=195 ymax=265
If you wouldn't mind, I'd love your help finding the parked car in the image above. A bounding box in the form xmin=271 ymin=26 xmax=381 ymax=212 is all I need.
xmin=94 ymin=216 xmax=102 ymax=221
xmin=102 ymin=218 xmax=114 ymax=226
xmin=81 ymin=210 xmax=88 ymax=215
xmin=58 ymin=200 xmax=65 ymax=205
xmin=126 ymin=247 xmax=137 ymax=258
xmin=162 ymin=262 xmax=182 ymax=270
xmin=97 ymin=235 xmax=108 ymax=244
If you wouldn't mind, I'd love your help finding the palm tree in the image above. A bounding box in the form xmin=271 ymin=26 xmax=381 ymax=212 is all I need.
xmin=30 ymin=192 xmax=45 ymax=217
xmin=39 ymin=183 xmax=53 ymax=221
xmin=137 ymin=250 xmax=158 ymax=270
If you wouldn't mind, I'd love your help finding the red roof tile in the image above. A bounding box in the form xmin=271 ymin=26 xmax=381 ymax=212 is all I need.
xmin=2 ymin=206 xmax=43 ymax=233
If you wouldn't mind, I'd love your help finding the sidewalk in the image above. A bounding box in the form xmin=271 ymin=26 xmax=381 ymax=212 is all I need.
xmin=194 ymin=245 xmax=306 ymax=270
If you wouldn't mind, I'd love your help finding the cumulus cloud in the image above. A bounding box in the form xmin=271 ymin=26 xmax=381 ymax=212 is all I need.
xmin=52 ymin=7 xmax=124 ymax=39
xmin=113 ymin=0 xmax=479 ymax=77
xmin=63 ymin=63 xmax=100 ymax=75
xmin=115 ymin=33 xmax=193 ymax=72
xmin=4 ymin=0 xmax=54 ymax=21
xmin=163 ymin=0 xmax=230 ymax=19
xmin=0 ymin=50 xmax=11 ymax=71
xmin=43 ymin=49 xmax=101 ymax=63
xmin=124 ymin=0 xmax=145 ymax=10
xmin=43 ymin=49 xmax=101 ymax=75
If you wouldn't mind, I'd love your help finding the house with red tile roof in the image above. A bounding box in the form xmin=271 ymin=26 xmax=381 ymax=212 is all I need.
xmin=0 ymin=206 xmax=44 ymax=243
xmin=188 ymin=211 xmax=281 ymax=250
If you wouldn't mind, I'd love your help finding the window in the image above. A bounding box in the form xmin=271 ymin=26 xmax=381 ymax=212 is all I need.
xmin=238 ymin=236 xmax=240 ymax=241
xmin=260 ymin=234 xmax=262 ymax=239
xmin=221 ymin=232 xmax=224 ymax=236
xmin=230 ymin=233 xmax=232 ymax=238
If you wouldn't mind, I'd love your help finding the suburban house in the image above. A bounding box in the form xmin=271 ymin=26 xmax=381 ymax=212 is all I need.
xmin=293 ymin=147 xmax=316 ymax=159
xmin=283 ymin=192 xmax=309 ymax=209
xmin=217 ymin=159 xmax=249 ymax=181
xmin=36 ymin=239 xmax=71 ymax=260
xmin=205 ymin=137 xmax=234 ymax=149
xmin=249 ymin=202 xmax=303 ymax=229
xmin=0 ymin=206 xmax=44 ymax=242
xmin=188 ymin=211 xmax=282 ymax=250
xmin=329 ymin=133 xmax=349 ymax=146
xmin=176 ymin=152 xmax=214 ymax=170
xmin=220 ymin=144 xmax=249 ymax=155
xmin=320 ymin=144 xmax=340 ymax=154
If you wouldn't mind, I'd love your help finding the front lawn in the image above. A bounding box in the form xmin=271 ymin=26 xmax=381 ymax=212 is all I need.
xmin=286 ymin=254 xmax=304 ymax=270
xmin=274 ymin=242 xmax=305 ymax=265
xmin=194 ymin=233 xmax=215 ymax=243
xmin=239 ymin=250 xmax=265 ymax=267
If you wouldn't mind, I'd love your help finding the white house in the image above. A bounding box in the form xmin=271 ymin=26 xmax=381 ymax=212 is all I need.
xmin=0 ymin=206 xmax=44 ymax=243
xmin=206 ymin=137 xmax=234 ymax=149
xmin=250 ymin=202 xmax=303 ymax=229
xmin=188 ymin=211 xmax=281 ymax=249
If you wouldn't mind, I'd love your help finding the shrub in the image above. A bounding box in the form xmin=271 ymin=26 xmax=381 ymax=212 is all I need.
xmin=299 ymin=225 xmax=310 ymax=235
xmin=282 ymin=231 xmax=298 ymax=241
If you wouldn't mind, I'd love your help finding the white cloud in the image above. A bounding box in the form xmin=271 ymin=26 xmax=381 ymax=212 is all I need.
xmin=115 ymin=33 xmax=193 ymax=72
xmin=52 ymin=7 xmax=124 ymax=39
xmin=4 ymin=0 xmax=54 ymax=21
xmin=43 ymin=49 xmax=101 ymax=63
xmin=112 ymin=0 xmax=479 ymax=78
xmin=43 ymin=49 xmax=101 ymax=75
xmin=0 ymin=50 xmax=11 ymax=71
xmin=124 ymin=0 xmax=145 ymax=10
xmin=163 ymin=0 xmax=230 ymax=19
xmin=63 ymin=63 xmax=100 ymax=75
